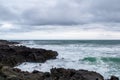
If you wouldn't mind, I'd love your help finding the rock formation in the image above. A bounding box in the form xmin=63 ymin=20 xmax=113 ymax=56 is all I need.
xmin=0 ymin=40 xmax=58 ymax=67
xmin=50 ymin=68 xmax=104 ymax=80
xmin=0 ymin=40 xmax=119 ymax=80
xmin=0 ymin=64 xmax=105 ymax=80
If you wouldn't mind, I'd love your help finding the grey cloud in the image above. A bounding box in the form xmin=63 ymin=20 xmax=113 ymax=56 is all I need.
xmin=89 ymin=0 xmax=120 ymax=22
xmin=19 ymin=0 xmax=120 ymax=25
xmin=0 ymin=5 xmax=18 ymax=22
xmin=0 ymin=0 xmax=120 ymax=24
xmin=0 ymin=0 xmax=120 ymax=33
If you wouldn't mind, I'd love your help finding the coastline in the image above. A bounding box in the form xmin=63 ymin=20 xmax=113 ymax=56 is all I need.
xmin=0 ymin=40 xmax=119 ymax=80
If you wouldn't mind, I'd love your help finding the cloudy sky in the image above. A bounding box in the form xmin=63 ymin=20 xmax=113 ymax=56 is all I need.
xmin=0 ymin=0 xmax=120 ymax=40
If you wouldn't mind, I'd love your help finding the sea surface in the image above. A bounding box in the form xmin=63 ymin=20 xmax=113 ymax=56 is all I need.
xmin=14 ymin=40 xmax=120 ymax=79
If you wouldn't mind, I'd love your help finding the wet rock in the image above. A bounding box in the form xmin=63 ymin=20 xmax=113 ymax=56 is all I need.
xmin=0 ymin=40 xmax=119 ymax=80
xmin=0 ymin=40 xmax=18 ymax=45
xmin=0 ymin=65 xmax=45 ymax=80
xmin=110 ymin=76 xmax=119 ymax=80
xmin=0 ymin=64 xmax=119 ymax=80
xmin=0 ymin=76 xmax=5 ymax=80
xmin=32 ymin=70 xmax=40 ymax=74
xmin=0 ymin=65 xmax=105 ymax=80
xmin=50 ymin=68 xmax=104 ymax=80
xmin=44 ymin=72 xmax=51 ymax=77
xmin=7 ymin=75 xmax=20 ymax=80
xmin=0 ymin=40 xmax=58 ymax=67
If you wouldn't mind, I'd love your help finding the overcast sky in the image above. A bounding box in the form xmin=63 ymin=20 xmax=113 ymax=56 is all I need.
xmin=0 ymin=0 xmax=120 ymax=40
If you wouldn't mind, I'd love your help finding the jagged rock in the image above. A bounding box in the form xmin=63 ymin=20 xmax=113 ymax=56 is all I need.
xmin=0 ymin=40 xmax=119 ymax=80
xmin=50 ymin=68 xmax=104 ymax=80
xmin=0 ymin=40 xmax=18 ymax=45
xmin=0 ymin=76 xmax=5 ymax=80
xmin=0 ymin=65 xmax=45 ymax=80
xmin=0 ymin=64 xmax=119 ymax=80
xmin=0 ymin=65 xmax=105 ymax=80
xmin=32 ymin=70 xmax=40 ymax=74
xmin=0 ymin=40 xmax=58 ymax=67
xmin=110 ymin=76 xmax=119 ymax=80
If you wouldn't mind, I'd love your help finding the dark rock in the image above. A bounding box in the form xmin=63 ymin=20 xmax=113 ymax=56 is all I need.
xmin=110 ymin=76 xmax=119 ymax=80
xmin=32 ymin=70 xmax=40 ymax=74
xmin=44 ymin=72 xmax=51 ymax=77
xmin=0 ymin=40 xmax=119 ymax=80
xmin=0 ymin=64 xmax=119 ymax=80
xmin=7 ymin=75 xmax=20 ymax=80
xmin=0 ymin=40 xmax=58 ymax=67
xmin=0 ymin=76 xmax=5 ymax=80
xmin=0 ymin=65 xmax=104 ymax=80
xmin=50 ymin=68 xmax=104 ymax=80
xmin=0 ymin=65 xmax=45 ymax=80
xmin=0 ymin=40 xmax=18 ymax=45
xmin=12 ymin=68 xmax=21 ymax=73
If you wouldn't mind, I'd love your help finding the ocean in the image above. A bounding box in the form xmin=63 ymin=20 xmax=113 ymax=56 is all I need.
xmin=14 ymin=40 xmax=120 ymax=79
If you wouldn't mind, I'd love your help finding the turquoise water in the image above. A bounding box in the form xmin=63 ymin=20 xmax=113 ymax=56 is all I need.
xmin=15 ymin=40 xmax=120 ymax=79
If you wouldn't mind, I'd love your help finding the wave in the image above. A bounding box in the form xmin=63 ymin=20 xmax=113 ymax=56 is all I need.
xmin=82 ymin=57 xmax=120 ymax=63
xmin=13 ymin=40 xmax=120 ymax=79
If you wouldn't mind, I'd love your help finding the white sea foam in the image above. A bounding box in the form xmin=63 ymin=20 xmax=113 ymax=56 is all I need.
xmin=15 ymin=40 xmax=120 ymax=79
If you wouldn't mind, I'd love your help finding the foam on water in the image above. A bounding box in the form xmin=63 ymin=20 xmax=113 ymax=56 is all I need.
xmin=15 ymin=40 xmax=120 ymax=79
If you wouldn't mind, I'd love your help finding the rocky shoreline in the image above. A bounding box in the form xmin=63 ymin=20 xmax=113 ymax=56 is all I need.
xmin=0 ymin=40 xmax=119 ymax=80
xmin=0 ymin=40 xmax=58 ymax=67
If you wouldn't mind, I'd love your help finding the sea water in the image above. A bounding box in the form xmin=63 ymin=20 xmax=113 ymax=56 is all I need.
xmin=15 ymin=40 xmax=120 ymax=79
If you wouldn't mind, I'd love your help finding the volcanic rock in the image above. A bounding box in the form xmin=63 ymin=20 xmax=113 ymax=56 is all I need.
xmin=0 ymin=64 xmax=44 ymax=80
xmin=110 ymin=76 xmax=119 ymax=80
xmin=0 ymin=40 xmax=18 ymax=45
xmin=0 ymin=64 xmax=105 ymax=80
xmin=51 ymin=68 xmax=104 ymax=80
xmin=0 ymin=40 xmax=119 ymax=80
xmin=0 ymin=40 xmax=58 ymax=67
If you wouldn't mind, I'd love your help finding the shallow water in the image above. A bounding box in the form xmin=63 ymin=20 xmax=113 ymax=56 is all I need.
xmin=15 ymin=40 xmax=120 ymax=79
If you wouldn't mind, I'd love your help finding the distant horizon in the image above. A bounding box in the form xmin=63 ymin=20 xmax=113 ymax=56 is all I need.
xmin=6 ymin=39 xmax=120 ymax=41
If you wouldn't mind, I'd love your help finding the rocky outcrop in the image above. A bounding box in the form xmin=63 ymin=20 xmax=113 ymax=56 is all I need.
xmin=0 ymin=40 xmax=18 ymax=45
xmin=0 ymin=40 xmax=119 ymax=80
xmin=110 ymin=76 xmax=119 ymax=80
xmin=51 ymin=68 xmax=104 ymax=80
xmin=0 ymin=40 xmax=58 ymax=67
xmin=0 ymin=64 xmax=107 ymax=80
xmin=0 ymin=64 xmax=45 ymax=80
xmin=0 ymin=65 xmax=119 ymax=80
